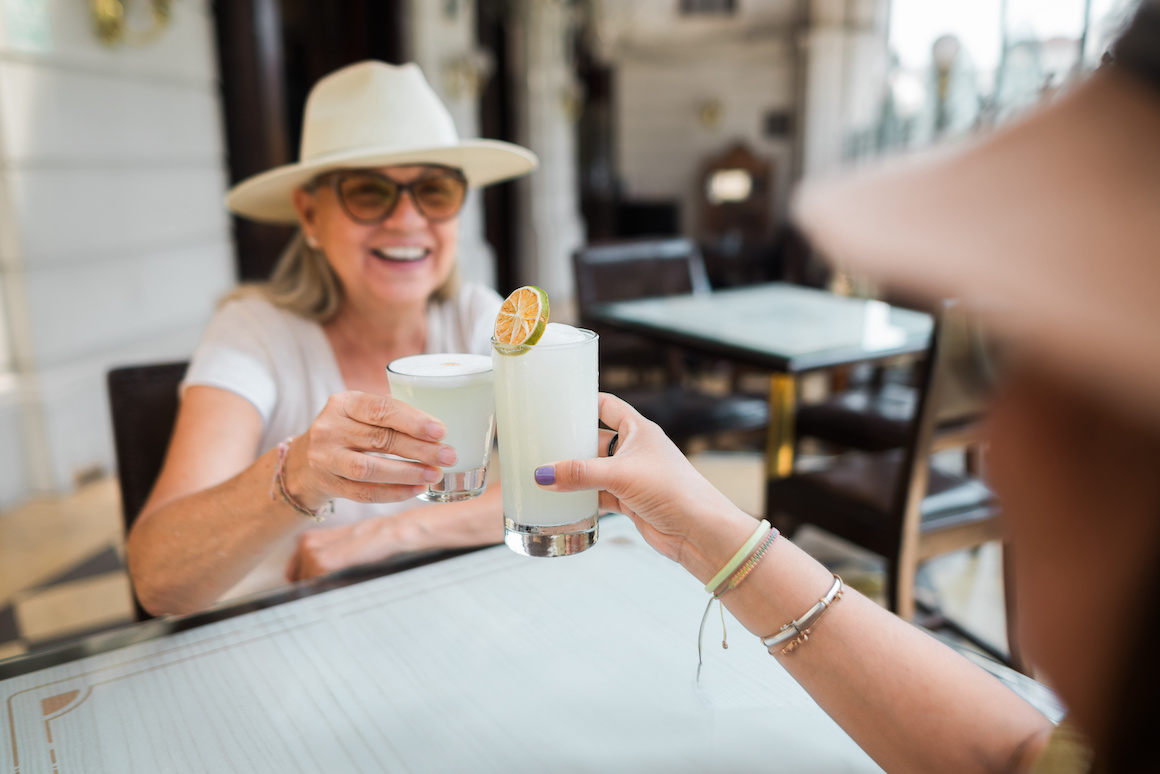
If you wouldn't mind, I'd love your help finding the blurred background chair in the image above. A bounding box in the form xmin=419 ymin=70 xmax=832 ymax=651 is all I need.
xmin=107 ymin=361 xmax=189 ymax=621
xmin=795 ymin=300 xmax=989 ymax=472
xmin=766 ymin=303 xmax=1022 ymax=671
xmin=573 ymin=237 xmax=768 ymax=451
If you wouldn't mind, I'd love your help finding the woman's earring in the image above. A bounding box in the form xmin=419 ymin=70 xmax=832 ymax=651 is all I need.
xmin=305 ymin=234 xmax=320 ymax=249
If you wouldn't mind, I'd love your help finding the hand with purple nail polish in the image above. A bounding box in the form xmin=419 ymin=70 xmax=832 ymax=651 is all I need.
xmin=532 ymin=393 xmax=752 ymax=567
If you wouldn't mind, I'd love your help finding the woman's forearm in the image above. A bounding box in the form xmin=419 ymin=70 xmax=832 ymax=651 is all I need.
xmin=689 ymin=506 xmax=1052 ymax=774
xmin=388 ymin=484 xmax=505 ymax=554
xmin=284 ymin=482 xmax=506 ymax=582
xmin=127 ymin=445 xmax=310 ymax=616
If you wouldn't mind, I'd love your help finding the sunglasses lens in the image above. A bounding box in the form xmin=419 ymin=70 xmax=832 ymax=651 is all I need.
xmin=338 ymin=175 xmax=400 ymax=222
xmin=412 ymin=174 xmax=467 ymax=221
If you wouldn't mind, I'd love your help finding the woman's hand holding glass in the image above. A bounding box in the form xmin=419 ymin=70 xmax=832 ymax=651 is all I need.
xmin=534 ymin=393 xmax=754 ymax=582
xmin=284 ymin=390 xmax=458 ymax=510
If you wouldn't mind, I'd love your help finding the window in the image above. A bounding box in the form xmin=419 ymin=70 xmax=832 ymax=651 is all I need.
xmin=706 ymin=169 xmax=753 ymax=204
xmin=849 ymin=0 xmax=1140 ymax=161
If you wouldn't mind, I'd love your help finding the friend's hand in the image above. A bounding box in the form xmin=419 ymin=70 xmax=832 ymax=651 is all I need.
xmin=534 ymin=393 xmax=750 ymax=570
xmin=285 ymin=518 xmax=393 ymax=581
xmin=282 ymin=391 xmax=457 ymax=510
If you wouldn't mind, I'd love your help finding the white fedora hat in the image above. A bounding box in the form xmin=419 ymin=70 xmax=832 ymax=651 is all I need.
xmin=226 ymin=61 xmax=539 ymax=224
xmin=793 ymin=65 xmax=1160 ymax=428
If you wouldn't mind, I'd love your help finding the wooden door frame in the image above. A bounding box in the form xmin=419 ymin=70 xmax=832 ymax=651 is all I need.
xmin=211 ymin=0 xmax=410 ymax=282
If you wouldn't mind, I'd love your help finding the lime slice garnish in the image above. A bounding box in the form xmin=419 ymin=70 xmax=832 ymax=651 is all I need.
xmin=494 ymin=286 xmax=549 ymax=356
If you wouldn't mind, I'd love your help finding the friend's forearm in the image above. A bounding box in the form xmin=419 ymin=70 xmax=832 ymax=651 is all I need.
xmin=388 ymin=484 xmax=505 ymax=554
xmin=127 ymin=446 xmax=310 ymax=616
xmin=686 ymin=512 xmax=1052 ymax=774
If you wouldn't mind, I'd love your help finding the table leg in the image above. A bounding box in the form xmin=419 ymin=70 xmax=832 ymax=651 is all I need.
xmin=765 ymin=373 xmax=797 ymax=480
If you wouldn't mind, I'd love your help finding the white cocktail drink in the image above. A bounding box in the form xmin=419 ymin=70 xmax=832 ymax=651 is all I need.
xmin=493 ymin=324 xmax=599 ymax=556
xmin=386 ymin=354 xmax=495 ymax=502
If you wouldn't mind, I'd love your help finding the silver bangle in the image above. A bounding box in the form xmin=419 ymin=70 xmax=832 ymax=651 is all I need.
xmin=761 ymin=574 xmax=844 ymax=656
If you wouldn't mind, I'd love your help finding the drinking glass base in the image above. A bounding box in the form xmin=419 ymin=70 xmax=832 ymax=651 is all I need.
xmin=504 ymin=515 xmax=598 ymax=557
xmin=418 ymin=468 xmax=487 ymax=502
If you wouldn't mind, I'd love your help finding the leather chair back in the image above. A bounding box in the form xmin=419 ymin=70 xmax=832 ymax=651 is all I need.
xmin=107 ymin=361 xmax=188 ymax=620
xmin=573 ymin=236 xmax=711 ymax=315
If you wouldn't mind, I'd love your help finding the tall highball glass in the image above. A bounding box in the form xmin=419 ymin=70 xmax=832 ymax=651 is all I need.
xmin=492 ymin=325 xmax=599 ymax=557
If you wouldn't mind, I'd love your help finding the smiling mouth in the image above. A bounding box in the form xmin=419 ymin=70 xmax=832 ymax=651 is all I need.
xmin=372 ymin=246 xmax=430 ymax=263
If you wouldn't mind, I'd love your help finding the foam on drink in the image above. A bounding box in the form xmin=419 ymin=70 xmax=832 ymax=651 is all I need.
xmin=386 ymin=354 xmax=491 ymax=382
xmin=535 ymin=323 xmax=589 ymax=347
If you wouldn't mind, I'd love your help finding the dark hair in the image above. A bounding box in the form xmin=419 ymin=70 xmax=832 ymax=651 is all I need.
xmin=1077 ymin=6 xmax=1160 ymax=767
xmin=1100 ymin=525 xmax=1160 ymax=773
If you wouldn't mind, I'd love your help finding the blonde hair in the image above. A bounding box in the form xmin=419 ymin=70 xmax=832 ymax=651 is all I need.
xmin=224 ymin=230 xmax=460 ymax=322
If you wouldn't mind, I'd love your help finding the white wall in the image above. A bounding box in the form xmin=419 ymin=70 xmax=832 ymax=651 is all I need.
xmin=595 ymin=0 xmax=892 ymax=234
xmin=595 ymin=0 xmax=799 ymax=236
xmin=0 ymin=0 xmax=233 ymax=506
xmin=616 ymin=38 xmax=796 ymax=234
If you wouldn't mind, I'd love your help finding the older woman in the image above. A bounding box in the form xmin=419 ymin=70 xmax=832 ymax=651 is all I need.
xmin=535 ymin=4 xmax=1160 ymax=772
xmin=128 ymin=62 xmax=537 ymax=616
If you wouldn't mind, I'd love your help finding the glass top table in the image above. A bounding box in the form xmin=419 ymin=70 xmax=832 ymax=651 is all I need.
xmin=587 ymin=283 xmax=934 ymax=479
xmin=0 ymin=515 xmax=1058 ymax=773
xmin=589 ymin=282 xmax=933 ymax=373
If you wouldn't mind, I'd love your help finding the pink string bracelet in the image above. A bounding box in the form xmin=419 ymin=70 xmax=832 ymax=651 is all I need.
xmin=269 ymin=437 xmax=332 ymax=524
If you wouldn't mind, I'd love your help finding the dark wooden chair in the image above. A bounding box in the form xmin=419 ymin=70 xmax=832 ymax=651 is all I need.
xmin=573 ymin=238 xmax=769 ymax=451
xmin=795 ymin=375 xmax=985 ymax=469
xmin=107 ymin=361 xmax=189 ymax=621
xmin=766 ymin=304 xmax=1023 ymax=671
xmin=796 ymin=302 xmax=990 ymax=471
xmin=574 ymin=236 xmax=710 ymax=385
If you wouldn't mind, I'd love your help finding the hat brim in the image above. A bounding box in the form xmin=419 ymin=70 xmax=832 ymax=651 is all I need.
xmin=793 ymin=70 xmax=1160 ymax=427
xmin=226 ymin=139 xmax=539 ymax=224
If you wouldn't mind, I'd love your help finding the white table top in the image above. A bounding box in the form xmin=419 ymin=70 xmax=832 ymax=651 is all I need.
xmin=590 ymin=283 xmax=934 ymax=372
xmin=1 ymin=516 xmax=884 ymax=773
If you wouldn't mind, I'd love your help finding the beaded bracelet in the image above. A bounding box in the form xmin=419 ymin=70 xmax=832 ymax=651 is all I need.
xmin=705 ymin=519 xmax=771 ymax=595
xmin=714 ymin=527 xmax=780 ymax=600
xmin=761 ymin=574 xmax=844 ymax=656
xmin=269 ymin=437 xmax=333 ymax=524
xmin=697 ymin=521 xmax=780 ymax=674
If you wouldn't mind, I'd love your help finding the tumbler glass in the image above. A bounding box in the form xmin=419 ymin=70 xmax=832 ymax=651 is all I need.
xmin=492 ymin=324 xmax=599 ymax=556
xmin=386 ymin=354 xmax=495 ymax=502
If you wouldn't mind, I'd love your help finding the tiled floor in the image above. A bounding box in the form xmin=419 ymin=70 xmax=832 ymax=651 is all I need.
xmin=0 ymin=451 xmax=1008 ymax=665
xmin=0 ymin=477 xmax=134 ymax=660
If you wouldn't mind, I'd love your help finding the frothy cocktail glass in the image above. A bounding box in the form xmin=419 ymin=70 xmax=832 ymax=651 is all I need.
xmin=386 ymin=354 xmax=495 ymax=502
xmin=493 ymin=323 xmax=599 ymax=556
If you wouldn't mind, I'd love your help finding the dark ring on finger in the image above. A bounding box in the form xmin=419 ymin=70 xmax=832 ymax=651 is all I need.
xmin=607 ymin=432 xmax=620 ymax=457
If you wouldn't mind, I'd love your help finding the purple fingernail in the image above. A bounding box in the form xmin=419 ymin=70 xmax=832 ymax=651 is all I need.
xmin=534 ymin=466 xmax=556 ymax=486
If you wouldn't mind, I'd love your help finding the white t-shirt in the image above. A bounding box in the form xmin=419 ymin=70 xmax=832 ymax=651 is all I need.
xmin=182 ymin=283 xmax=503 ymax=602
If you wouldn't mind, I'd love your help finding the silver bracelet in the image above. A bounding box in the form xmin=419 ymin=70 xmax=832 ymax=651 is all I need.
xmin=761 ymin=574 xmax=844 ymax=656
